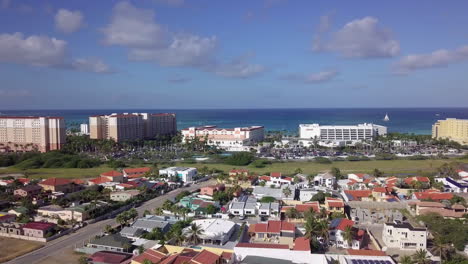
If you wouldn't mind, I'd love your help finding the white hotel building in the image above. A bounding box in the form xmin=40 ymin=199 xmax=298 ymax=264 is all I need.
xmin=299 ymin=123 xmax=387 ymax=146
xmin=181 ymin=125 xmax=264 ymax=151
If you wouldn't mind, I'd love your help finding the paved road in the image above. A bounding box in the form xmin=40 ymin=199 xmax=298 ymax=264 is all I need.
xmin=6 ymin=180 xmax=216 ymax=264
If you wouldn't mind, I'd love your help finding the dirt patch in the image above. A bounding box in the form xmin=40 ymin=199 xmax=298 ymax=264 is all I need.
xmin=36 ymin=248 xmax=85 ymax=264
xmin=0 ymin=237 xmax=44 ymax=263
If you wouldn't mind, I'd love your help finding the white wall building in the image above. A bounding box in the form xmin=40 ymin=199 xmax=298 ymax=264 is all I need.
xmin=435 ymin=177 xmax=468 ymax=193
xmin=187 ymin=219 xmax=236 ymax=245
xmin=313 ymin=172 xmax=336 ymax=188
xmin=383 ymin=222 xmax=427 ymax=250
xmin=299 ymin=123 xmax=387 ymax=143
xmin=181 ymin=125 xmax=264 ymax=152
xmin=80 ymin=123 xmax=89 ymax=135
xmin=158 ymin=167 xmax=197 ymax=182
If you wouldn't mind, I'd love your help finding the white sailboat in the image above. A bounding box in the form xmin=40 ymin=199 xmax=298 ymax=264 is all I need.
xmin=383 ymin=113 xmax=390 ymax=122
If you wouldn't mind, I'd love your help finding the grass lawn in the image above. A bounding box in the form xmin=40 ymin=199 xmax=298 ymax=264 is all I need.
xmin=0 ymin=165 xmax=113 ymax=179
xmin=177 ymin=158 xmax=468 ymax=175
xmin=0 ymin=237 xmax=44 ymax=263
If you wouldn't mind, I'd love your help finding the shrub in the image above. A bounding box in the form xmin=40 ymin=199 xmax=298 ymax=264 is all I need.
xmin=225 ymin=152 xmax=254 ymax=166
xmin=315 ymin=157 xmax=331 ymax=164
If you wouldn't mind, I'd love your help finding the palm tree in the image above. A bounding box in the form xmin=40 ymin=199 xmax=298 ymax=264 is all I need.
xmin=316 ymin=220 xmax=329 ymax=246
xmin=342 ymin=226 xmax=355 ymax=248
xmin=173 ymin=229 xmax=186 ymax=246
xmin=304 ymin=216 xmax=317 ymax=240
xmin=399 ymin=255 xmax=413 ymax=264
xmin=432 ymin=237 xmax=451 ymax=261
xmin=154 ymin=207 xmax=163 ymax=216
xmin=282 ymin=186 xmax=292 ymax=198
xmin=412 ymin=249 xmax=430 ymax=264
xmin=186 ymin=223 xmax=204 ymax=244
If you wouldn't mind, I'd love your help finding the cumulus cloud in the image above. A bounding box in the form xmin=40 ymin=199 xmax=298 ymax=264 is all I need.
xmin=101 ymin=1 xmax=168 ymax=48
xmin=314 ymin=16 xmax=400 ymax=58
xmin=214 ymin=55 xmax=265 ymax=78
xmin=281 ymin=70 xmax=338 ymax=84
xmin=0 ymin=33 xmax=67 ymax=66
xmin=130 ymin=34 xmax=217 ymax=67
xmin=71 ymin=58 xmax=114 ymax=73
xmin=394 ymin=45 xmax=468 ymax=74
xmin=0 ymin=32 xmax=112 ymax=73
xmin=55 ymin=9 xmax=84 ymax=33
xmin=102 ymin=1 xmax=264 ymax=78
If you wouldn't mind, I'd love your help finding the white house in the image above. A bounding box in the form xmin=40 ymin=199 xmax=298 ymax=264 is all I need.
xmin=158 ymin=167 xmax=197 ymax=182
xmin=347 ymin=173 xmax=370 ymax=183
xmin=329 ymin=218 xmax=364 ymax=250
xmin=187 ymin=219 xmax=236 ymax=245
xmin=299 ymin=188 xmax=319 ymax=202
xmin=435 ymin=177 xmax=468 ymax=193
xmin=383 ymin=222 xmax=427 ymax=250
xmin=259 ymin=172 xmax=293 ymax=187
xmin=313 ymin=172 xmax=336 ymax=188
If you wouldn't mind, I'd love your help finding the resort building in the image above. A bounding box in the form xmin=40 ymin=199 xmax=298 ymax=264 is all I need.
xmin=159 ymin=167 xmax=197 ymax=182
xmin=0 ymin=116 xmax=66 ymax=152
xmin=89 ymin=113 xmax=176 ymax=142
xmin=383 ymin=222 xmax=427 ymax=250
xmin=432 ymin=118 xmax=468 ymax=145
xmin=181 ymin=125 xmax=265 ymax=152
xmin=299 ymin=123 xmax=387 ymax=144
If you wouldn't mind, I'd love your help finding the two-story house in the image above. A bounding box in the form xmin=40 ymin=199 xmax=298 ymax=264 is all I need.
xmin=383 ymin=222 xmax=427 ymax=250
xmin=248 ymin=220 xmax=296 ymax=247
xmin=14 ymin=185 xmax=43 ymax=198
xmin=329 ymin=218 xmax=365 ymax=250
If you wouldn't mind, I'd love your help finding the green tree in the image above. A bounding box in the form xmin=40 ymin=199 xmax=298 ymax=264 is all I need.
xmin=78 ymin=255 xmax=89 ymax=264
xmin=205 ymin=204 xmax=218 ymax=215
xmin=294 ymin=168 xmax=303 ymax=174
xmin=285 ymin=207 xmax=299 ymax=219
xmin=412 ymin=249 xmax=430 ymax=264
xmin=373 ymin=168 xmax=384 ymax=177
xmin=330 ymin=167 xmax=342 ymax=179
xmin=399 ymin=255 xmax=414 ymax=264
xmin=259 ymin=196 xmax=276 ymax=203
xmin=186 ymin=223 xmax=204 ymax=244
xmin=342 ymin=226 xmax=355 ymax=248
xmin=282 ymin=186 xmax=292 ymax=198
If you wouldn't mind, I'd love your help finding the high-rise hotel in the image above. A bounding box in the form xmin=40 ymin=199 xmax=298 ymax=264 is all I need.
xmin=432 ymin=118 xmax=468 ymax=145
xmin=89 ymin=113 xmax=177 ymax=142
xmin=0 ymin=116 xmax=66 ymax=152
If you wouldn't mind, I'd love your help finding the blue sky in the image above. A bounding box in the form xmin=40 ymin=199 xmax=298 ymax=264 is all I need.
xmin=1 ymin=0 xmax=468 ymax=109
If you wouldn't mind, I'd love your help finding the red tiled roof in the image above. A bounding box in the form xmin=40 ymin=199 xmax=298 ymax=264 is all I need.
xmin=259 ymin=175 xmax=270 ymax=181
xmin=127 ymin=173 xmax=145 ymax=179
xmin=90 ymin=251 xmax=132 ymax=264
xmin=17 ymin=178 xmax=30 ymax=184
xmin=373 ymin=187 xmax=388 ymax=193
xmin=235 ymin=243 xmax=289 ymax=249
xmin=344 ymin=190 xmax=372 ymax=198
xmin=270 ymin=172 xmax=282 ymax=178
xmin=293 ymin=237 xmax=311 ymax=251
xmin=22 ymin=222 xmax=55 ymax=231
xmin=249 ymin=220 xmax=295 ymax=233
xmin=419 ymin=208 xmax=465 ymax=218
xmin=404 ymin=176 xmax=430 ymax=185
xmin=191 ymin=250 xmax=220 ymax=264
xmin=335 ymin=218 xmax=354 ymax=231
xmin=347 ymin=249 xmax=386 ymax=256
xmin=89 ymin=177 xmax=112 ymax=185
xmin=133 ymin=249 xmax=166 ymax=264
xmin=413 ymin=191 xmax=453 ymax=201
xmin=123 ymin=167 xmax=151 ymax=174
xmin=221 ymin=252 xmax=233 ymax=261
xmin=416 ymin=201 xmax=445 ymax=208
xmin=72 ymin=179 xmax=85 ymax=185
xmin=40 ymin=178 xmax=72 ymax=186
xmin=326 ymin=197 xmax=344 ymax=207
xmin=347 ymin=179 xmax=358 ymax=185
xmin=101 ymin=170 xmax=123 ymax=177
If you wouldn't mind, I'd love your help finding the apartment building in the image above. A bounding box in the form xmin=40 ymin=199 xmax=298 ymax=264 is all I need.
xmin=383 ymin=222 xmax=427 ymax=250
xmin=432 ymin=118 xmax=468 ymax=145
xmin=299 ymin=123 xmax=387 ymax=142
xmin=0 ymin=116 xmax=66 ymax=152
xmin=181 ymin=125 xmax=264 ymax=151
xmin=89 ymin=113 xmax=176 ymax=142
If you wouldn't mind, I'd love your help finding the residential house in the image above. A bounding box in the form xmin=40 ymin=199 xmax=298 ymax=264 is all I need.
xmin=0 ymin=213 xmax=16 ymax=223
xmin=200 ymin=184 xmax=225 ymax=197
xmin=88 ymin=177 xmax=113 ymax=186
xmin=437 ymin=177 xmax=468 ymax=193
xmin=132 ymin=248 xmax=230 ymax=264
xmin=0 ymin=222 xmax=23 ymax=235
xmin=123 ymin=167 xmax=152 ymax=179
xmin=110 ymin=190 xmax=141 ymax=202
xmin=382 ymin=222 xmax=427 ymax=250
xmin=371 ymin=187 xmax=397 ymax=202
xmin=259 ymin=172 xmax=293 ymax=187
xmin=100 ymin=170 xmax=125 ymax=183
xmin=457 ymin=170 xmax=468 ymax=178
xmin=36 ymin=204 xmax=89 ymax=223
xmin=89 ymin=251 xmax=133 ymax=264
xmin=313 ymin=172 xmax=336 ymax=188
xmin=119 ymin=227 xmax=145 ymax=241
xmin=14 ymin=185 xmax=43 ymax=197
xmin=281 ymin=202 xmax=320 ymax=221
xmin=404 ymin=176 xmax=430 ymax=188
xmin=258 ymin=202 xmax=280 ymax=217
xmin=22 ymin=222 xmax=56 ymax=238
xmin=87 ymin=234 xmax=133 ymax=253
xmin=347 ymin=173 xmax=370 ymax=183
xmin=411 ymin=190 xmax=453 ymax=201
xmin=159 ymin=167 xmax=197 ymax=182
xmin=179 ymin=196 xmax=219 ymax=214
xmin=329 ymin=218 xmax=365 ymax=250
xmin=253 ymin=185 xmax=294 ymax=200
xmin=130 ymin=215 xmax=174 ymax=233
xmin=8 ymin=206 xmax=28 ymax=217
xmin=343 ymin=190 xmax=373 ymax=202
xmin=248 ymin=220 xmax=296 ymax=247
xmin=325 ymin=197 xmax=345 ymax=215
xmin=39 ymin=178 xmax=76 ymax=193
xmin=299 ymin=188 xmax=319 ymax=202
xmin=229 ymin=169 xmax=249 ymax=178
xmin=187 ymin=219 xmax=236 ymax=245
xmin=411 ymin=201 xmax=467 ymax=219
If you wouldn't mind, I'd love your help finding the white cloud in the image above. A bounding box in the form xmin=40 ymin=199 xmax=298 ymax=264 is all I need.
xmin=281 ymin=70 xmax=338 ymax=84
xmin=71 ymin=58 xmax=113 ymax=73
xmin=315 ymin=16 xmax=400 ymax=58
xmin=214 ymin=55 xmax=265 ymax=78
xmin=394 ymin=45 xmax=468 ymax=74
xmin=101 ymin=1 xmax=167 ymax=48
xmin=129 ymin=34 xmax=217 ymax=67
xmin=55 ymin=9 xmax=84 ymax=33
xmin=0 ymin=32 xmax=112 ymax=73
xmin=102 ymin=1 xmax=264 ymax=79
xmin=0 ymin=32 xmax=67 ymax=66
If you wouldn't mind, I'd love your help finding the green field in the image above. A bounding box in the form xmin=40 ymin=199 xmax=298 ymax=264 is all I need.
xmin=0 ymin=157 xmax=466 ymax=179
xmin=177 ymin=158 xmax=468 ymax=176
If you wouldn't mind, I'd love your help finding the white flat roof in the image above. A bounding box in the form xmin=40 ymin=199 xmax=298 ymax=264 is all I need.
xmin=191 ymin=219 xmax=236 ymax=239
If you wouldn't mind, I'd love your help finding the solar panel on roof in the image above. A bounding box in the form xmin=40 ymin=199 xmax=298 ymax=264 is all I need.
xmin=357 ymin=260 xmax=363 ymax=264
xmin=379 ymin=261 xmax=386 ymax=264
xmin=363 ymin=260 xmax=369 ymax=264
xmin=385 ymin=261 xmax=392 ymax=264
xmin=368 ymin=260 xmax=375 ymax=264
xmin=351 ymin=260 xmax=358 ymax=264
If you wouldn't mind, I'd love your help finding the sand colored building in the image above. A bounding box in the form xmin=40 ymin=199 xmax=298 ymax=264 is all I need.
xmin=432 ymin=118 xmax=468 ymax=145
xmin=89 ymin=113 xmax=176 ymax=142
xmin=0 ymin=116 xmax=66 ymax=152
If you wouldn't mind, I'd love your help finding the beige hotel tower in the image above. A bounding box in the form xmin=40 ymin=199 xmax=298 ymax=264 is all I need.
xmin=0 ymin=116 xmax=66 ymax=152
xmin=432 ymin=118 xmax=468 ymax=145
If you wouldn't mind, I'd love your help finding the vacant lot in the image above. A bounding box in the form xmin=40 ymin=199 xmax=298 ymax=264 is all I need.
xmin=177 ymin=158 xmax=467 ymax=175
xmin=0 ymin=238 xmax=44 ymax=263
xmin=0 ymin=165 xmax=113 ymax=179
